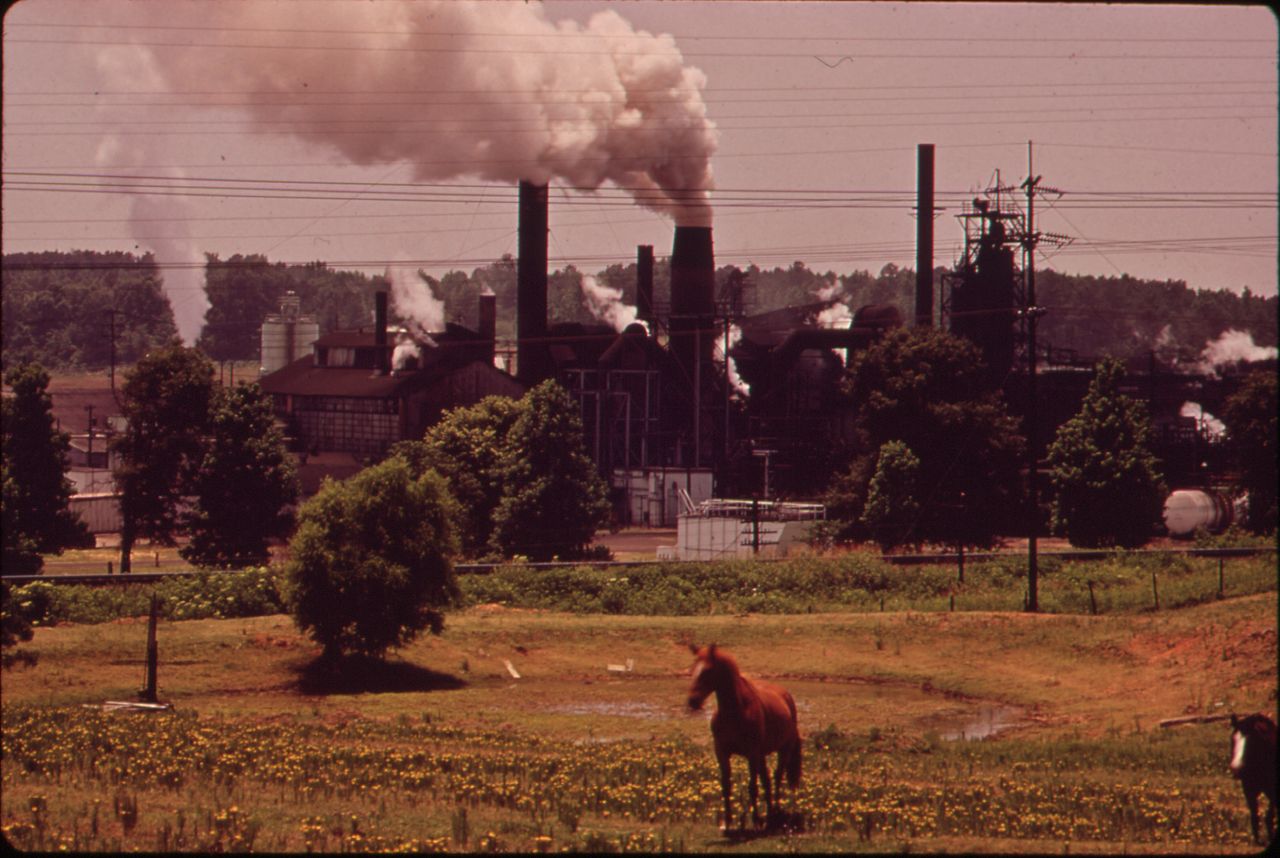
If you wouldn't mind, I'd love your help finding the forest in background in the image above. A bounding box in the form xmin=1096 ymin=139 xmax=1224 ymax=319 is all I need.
xmin=3 ymin=249 xmax=1275 ymax=372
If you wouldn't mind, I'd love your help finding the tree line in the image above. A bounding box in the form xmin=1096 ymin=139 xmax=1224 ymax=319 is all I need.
xmin=5 ymin=251 xmax=1274 ymax=370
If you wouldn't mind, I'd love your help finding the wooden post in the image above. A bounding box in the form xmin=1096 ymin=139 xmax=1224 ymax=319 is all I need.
xmin=140 ymin=594 xmax=158 ymax=703
xmin=1087 ymin=581 xmax=1097 ymax=616
xmin=1151 ymin=571 xmax=1159 ymax=611
xmin=957 ymin=544 xmax=965 ymax=584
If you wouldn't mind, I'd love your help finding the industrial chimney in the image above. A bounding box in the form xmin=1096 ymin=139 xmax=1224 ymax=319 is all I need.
xmin=915 ymin=143 xmax=935 ymax=327
xmin=636 ymin=244 xmax=655 ymax=326
xmin=517 ymin=180 xmax=550 ymax=384
xmin=479 ymin=291 xmax=497 ymax=366
xmin=669 ymin=225 xmax=715 ymax=375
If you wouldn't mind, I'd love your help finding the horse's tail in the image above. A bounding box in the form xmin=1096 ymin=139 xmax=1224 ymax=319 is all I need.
xmin=786 ymin=736 xmax=802 ymax=789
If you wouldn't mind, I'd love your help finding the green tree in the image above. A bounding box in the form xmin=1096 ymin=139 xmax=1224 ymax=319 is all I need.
xmin=1 ymin=251 xmax=178 ymax=370
xmin=828 ymin=327 xmax=1024 ymax=550
xmin=1046 ymin=359 xmax=1167 ymax=548
xmin=491 ymin=381 xmax=611 ymax=561
xmin=1 ymin=363 xmax=92 ymax=573
xmin=112 ymin=344 xmax=217 ymax=573
xmin=181 ymin=382 xmax=300 ymax=569
xmin=1220 ymin=369 xmax=1277 ymax=533
xmin=392 ymin=395 xmax=522 ymax=557
xmin=861 ymin=440 xmax=922 ymax=552
xmin=285 ymin=458 xmax=460 ymax=662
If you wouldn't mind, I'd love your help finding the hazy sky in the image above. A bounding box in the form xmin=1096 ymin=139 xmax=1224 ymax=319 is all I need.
xmin=3 ymin=0 xmax=1276 ymax=343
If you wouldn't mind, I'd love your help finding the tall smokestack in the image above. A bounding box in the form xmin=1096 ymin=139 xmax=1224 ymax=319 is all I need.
xmin=636 ymin=245 xmax=655 ymax=325
xmin=374 ymin=290 xmax=389 ymax=375
xmin=517 ymin=181 xmax=549 ymax=384
xmin=915 ymin=143 xmax=935 ymax=327
xmin=479 ymin=292 xmax=497 ymax=365
xmin=669 ymin=226 xmax=715 ymax=466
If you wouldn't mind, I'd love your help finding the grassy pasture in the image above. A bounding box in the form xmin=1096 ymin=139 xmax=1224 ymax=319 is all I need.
xmin=2 ymin=591 xmax=1275 ymax=853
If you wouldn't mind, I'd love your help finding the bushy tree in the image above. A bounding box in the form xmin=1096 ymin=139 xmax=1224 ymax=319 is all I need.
xmin=1220 ymin=369 xmax=1277 ymax=533
xmin=181 ymin=382 xmax=299 ymax=569
xmin=112 ymin=344 xmax=217 ymax=572
xmin=491 ymin=381 xmax=611 ymax=561
xmin=1 ymin=363 xmax=92 ymax=573
xmin=861 ymin=440 xmax=922 ymax=552
xmin=392 ymin=395 xmax=521 ymax=556
xmin=285 ymin=458 xmax=460 ymax=661
xmin=827 ymin=327 xmax=1024 ymax=550
xmin=1046 ymin=359 xmax=1167 ymax=548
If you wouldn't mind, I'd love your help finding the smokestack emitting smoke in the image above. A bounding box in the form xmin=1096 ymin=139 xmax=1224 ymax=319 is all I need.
xmin=142 ymin=1 xmax=717 ymax=225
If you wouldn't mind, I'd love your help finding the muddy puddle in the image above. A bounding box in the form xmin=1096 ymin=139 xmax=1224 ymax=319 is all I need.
xmin=933 ymin=705 xmax=1029 ymax=741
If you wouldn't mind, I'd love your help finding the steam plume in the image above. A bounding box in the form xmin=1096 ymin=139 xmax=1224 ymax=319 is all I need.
xmin=714 ymin=324 xmax=748 ymax=396
xmin=1179 ymin=402 xmax=1226 ymax=440
xmin=580 ymin=275 xmax=638 ymax=331
xmin=146 ymin=1 xmax=717 ymax=225
xmin=95 ymin=46 xmax=209 ymax=345
xmin=386 ymin=265 xmax=445 ymax=339
xmin=1196 ymin=329 xmax=1277 ymax=375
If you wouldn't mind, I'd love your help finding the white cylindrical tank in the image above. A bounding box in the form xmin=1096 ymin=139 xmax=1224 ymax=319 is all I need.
xmin=260 ymin=292 xmax=319 ymax=375
xmin=1163 ymin=489 xmax=1233 ymax=538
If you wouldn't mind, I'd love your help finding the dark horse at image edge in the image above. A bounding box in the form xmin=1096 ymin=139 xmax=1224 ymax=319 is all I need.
xmin=1230 ymin=711 xmax=1277 ymax=845
xmin=686 ymin=643 xmax=802 ymax=833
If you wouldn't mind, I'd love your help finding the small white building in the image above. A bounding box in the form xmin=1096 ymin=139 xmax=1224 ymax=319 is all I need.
xmin=674 ymin=497 xmax=825 ymax=560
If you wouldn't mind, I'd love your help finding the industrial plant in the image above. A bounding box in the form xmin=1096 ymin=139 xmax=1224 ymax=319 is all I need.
xmin=253 ymin=146 xmax=1269 ymax=547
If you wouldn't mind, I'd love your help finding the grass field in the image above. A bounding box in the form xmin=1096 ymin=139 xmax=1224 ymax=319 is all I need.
xmin=3 ymin=587 xmax=1275 ymax=853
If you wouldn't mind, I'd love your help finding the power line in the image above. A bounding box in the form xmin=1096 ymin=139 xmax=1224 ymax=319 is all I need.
xmin=8 ymin=35 xmax=1275 ymax=62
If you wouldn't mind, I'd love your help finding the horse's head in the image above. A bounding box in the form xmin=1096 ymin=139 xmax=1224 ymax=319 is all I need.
xmin=1230 ymin=712 xmax=1278 ymax=776
xmin=687 ymin=643 xmax=725 ymax=711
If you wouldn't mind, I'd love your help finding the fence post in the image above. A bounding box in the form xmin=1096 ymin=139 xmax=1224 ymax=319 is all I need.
xmin=1087 ymin=581 xmax=1097 ymax=616
xmin=1151 ymin=571 xmax=1159 ymax=611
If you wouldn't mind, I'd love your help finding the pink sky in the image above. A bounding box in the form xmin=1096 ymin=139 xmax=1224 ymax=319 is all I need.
xmin=4 ymin=1 xmax=1276 ymax=342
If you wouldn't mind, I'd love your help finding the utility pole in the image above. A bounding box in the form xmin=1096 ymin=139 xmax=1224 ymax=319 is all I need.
xmin=1020 ymin=141 xmax=1050 ymax=614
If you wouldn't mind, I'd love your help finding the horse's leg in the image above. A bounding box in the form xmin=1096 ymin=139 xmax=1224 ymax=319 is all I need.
xmin=718 ymin=751 xmax=733 ymax=832
xmin=746 ymin=756 xmax=762 ymax=828
xmin=1245 ymin=787 xmax=1261 ymax=844
xmin=760 ymin=754 xmax=776 ymax=827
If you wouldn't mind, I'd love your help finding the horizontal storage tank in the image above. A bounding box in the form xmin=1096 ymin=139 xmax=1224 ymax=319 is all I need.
xmin=1163 ymin=489 xmax=1234 ymax=538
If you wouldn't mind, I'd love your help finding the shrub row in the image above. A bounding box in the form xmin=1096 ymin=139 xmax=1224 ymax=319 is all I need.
xmin=4 ymin=548 xmax=1275 ymax=627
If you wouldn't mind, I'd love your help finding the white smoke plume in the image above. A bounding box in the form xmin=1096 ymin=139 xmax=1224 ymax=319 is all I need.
xmin=95 ymin=47 xmax=209 ymax=345
xmin=814 ymin=282 xmax=852 ymax=329
xmin=714 ymin=323 xmax=748 ymax=396
xmin=579 ymin=275 xmax=638 ymax=331
xmin=1179 ymin=402 xmax=1226 ymax=440
xmin=1196 ymin=329 xmax=1277 ymax=375
xmin=145 ymin=1 xmax=717 ymax=225
xmin=386 ymin=265 xmax=445 ymax=341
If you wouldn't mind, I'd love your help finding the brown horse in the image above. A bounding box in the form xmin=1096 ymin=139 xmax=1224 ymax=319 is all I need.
xmin=1230 ymin=712 xmax=1277 ymax=845
xmin=686 ymin=643 xmax=802 ymax=831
